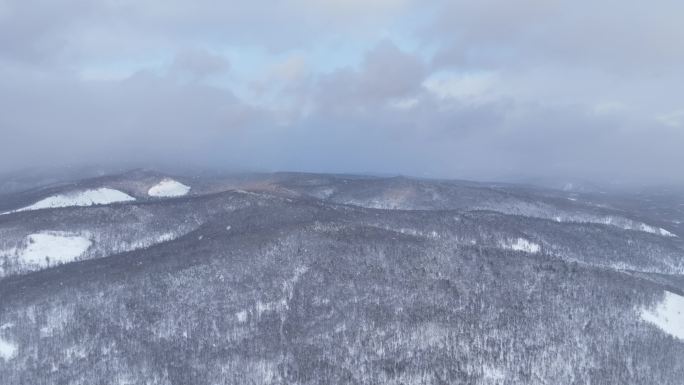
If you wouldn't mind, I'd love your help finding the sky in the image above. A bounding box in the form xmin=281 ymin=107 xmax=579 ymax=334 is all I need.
xmin=1 ymin=0 xmax=683 ymax=184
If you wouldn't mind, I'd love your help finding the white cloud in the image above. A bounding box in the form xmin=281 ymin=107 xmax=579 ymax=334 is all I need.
xmin=389 ymin=97 xmax=419 ymax=110
xmin=657 ymin=109 xmax=684 ymax=128
xmin=593 ymin=101 xmax=627 ymax=115
xmin=423 ymin=71 xmax=499 ymax=103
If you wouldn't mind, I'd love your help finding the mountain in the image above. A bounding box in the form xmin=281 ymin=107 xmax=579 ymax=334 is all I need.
xmin=0 ymin=170 xmax=683 ymax=384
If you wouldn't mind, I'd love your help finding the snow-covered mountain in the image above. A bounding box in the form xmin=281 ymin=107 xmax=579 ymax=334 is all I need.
xmin=0 ymin=170 xmax=682 ymax=384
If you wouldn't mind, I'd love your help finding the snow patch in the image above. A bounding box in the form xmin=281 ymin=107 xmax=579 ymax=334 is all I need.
xmin=314 ymin=188 xmax=335 ymax=199
xmin=3 ymin=188 xmax=135 ymax=214
xmin=235 ymin=310 xmax=248 ymax=323
xmin=482 ymin=365 xmax=506 ymax=381
xmin=0 ymin=338 xmax=17 ymax=361
xmin=641 ymin=291 xmax=684 ymax=340
xmin=64 ymin=345 xmax=87 ymax=360
xmin=123 ymin=232 xmax=177 ymax=251
xmin=148 ymin=179 xmax=190 ymax=197
xmin=638 ymin=223 xmax=677 ymax=237
xmin=256 ymin=299 xmax=288 ymax=317
xmin=19 ymin=232 xmax=92 ymax=268
xmin=658 ymin=228 xmax=675 ymax=237
xmin=578 ymin=216 xmax=678 ymax=237
xmin=503 ymin=238 xmax=540 ymax=254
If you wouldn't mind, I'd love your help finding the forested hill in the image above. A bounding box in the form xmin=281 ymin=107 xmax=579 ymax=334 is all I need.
xmin=0 ymin=171 xmax=683 ymax=384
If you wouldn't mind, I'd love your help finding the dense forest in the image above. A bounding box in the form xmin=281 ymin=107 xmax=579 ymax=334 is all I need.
xmin=0 ymin=171 xmax=682 ymax=384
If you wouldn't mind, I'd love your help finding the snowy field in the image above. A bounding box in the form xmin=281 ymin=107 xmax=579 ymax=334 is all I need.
xmin=0 ymin=338 xmax=17 ymax=362
xmin=1 ymin=232 xmax=92 ymax=270
xmin=502 ymin=238 xmax=541 ymax=254
xmin=148 ymin=179 xmax=191 ymax=197
xmin=641 ymin=291 xmax=684 ymax=340
xmin=3 ymin=188 xmax=135 ymax=214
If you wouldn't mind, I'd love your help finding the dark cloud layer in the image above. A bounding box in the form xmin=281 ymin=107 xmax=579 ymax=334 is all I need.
xmin=1 ymin=0 xmax=683 ymax=184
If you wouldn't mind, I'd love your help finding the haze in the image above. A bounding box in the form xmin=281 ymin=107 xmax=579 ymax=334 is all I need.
xmin=1 ymin=0 xmax=683 ymax=184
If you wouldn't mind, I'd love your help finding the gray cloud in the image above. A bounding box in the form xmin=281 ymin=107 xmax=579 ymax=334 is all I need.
xmin=170 ymin=48 xmax=231 ymax=81
xmin=314 ymin=41 xmax=426 ymax=114
xmin=0 ymin=0 xmax=683 ymax=185
xmin=428 ymin=0 xmax=684 ymax=73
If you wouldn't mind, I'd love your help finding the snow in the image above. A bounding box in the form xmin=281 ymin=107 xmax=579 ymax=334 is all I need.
xmin=314 ymin=188 xmax=335 ymax=199
xmin=19 ymin=232 xmax=92 ymax=267
xmin=638 ymin=223 xmax=677 ymax=237
xmin=659 ymin=228 xmax=676 ymax=237
xmin=594 ymin=217 xmax=677 ymax=237
xmin=641 ymin=291 xmax=684 ymax=340
xmin=0 ymin=232 xmax=92 ymax=273
xmin=657 ymin=228 xmax=676 ymax=237
xmin=147 ymin=178 xmax=190 ymax=197
xmin=482 ymin=365 xmax=506 ymax=381
xmin=0 ymin=338 xmax=17 ymax=361
xmin=235 ymin=310 xmax=248 ymax=323
xmin=4 ymin=188 xmax=135 ymax=214
xmin=255 ymin=299 xmax=288 ymax=317
xmin=503 ymin=238 xmax=541 ymax=254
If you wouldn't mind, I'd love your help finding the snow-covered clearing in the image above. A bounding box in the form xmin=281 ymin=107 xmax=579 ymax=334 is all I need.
xmin=641 ymin=291 xmax=684 ymax=340
xmin=123 ymin=232 xmax=176 ymax=250
xmin=598 ymin=217 xmax=676 ymax=237
xmin=0 ymin=337 xmax=17 ymax=361
xmin=3 ymin=188 xmax=134 ymax=214
xmin=235 ymin=310 xmax=248 ymax=323
xmin=638 ymin=223 xmax=676 ymax=237
xmin=502 ymin=238 xmax=541 ymax=254
xmin=148 ymin=179 xmax=191 ymax=197
xmin=16 ymin=232 xmax=91 ymax=268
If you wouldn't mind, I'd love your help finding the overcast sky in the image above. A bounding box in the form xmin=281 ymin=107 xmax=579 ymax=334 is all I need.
xmin=1 ymin=0 xmax=683 ymax=183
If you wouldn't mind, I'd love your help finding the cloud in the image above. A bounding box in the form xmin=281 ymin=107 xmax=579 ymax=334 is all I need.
xmin=0 ymin=0 xmax=415 ymax=67
xmin=0 ymin=0 xmax=683 ymax=184
xmin=423 ymin=71 xmax=499 ymax=103
xmin=657 ymin=110 xmax=684 ymax=129
xmin=428 ymin=0 xmax=684 ymax=73
xmin=170 ymin=48 xmax=230 ymax=81
xmin=313 ymin=41 xmax=426 ymax=115
xmin=0 ymin=67 xmax=268 ymax=168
